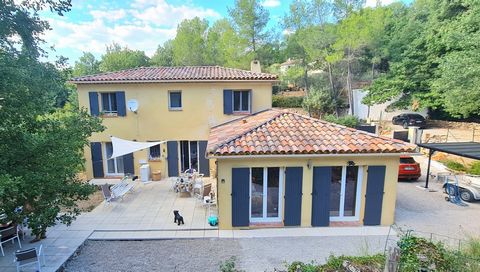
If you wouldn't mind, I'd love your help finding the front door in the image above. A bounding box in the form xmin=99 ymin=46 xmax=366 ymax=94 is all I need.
xmin=329 ymin=166 xmax=363 ymax=221
xmin=180 ymin=141 xmax=199 ymax=173
xmin=250 ymin=167 xmax=283 ymax=223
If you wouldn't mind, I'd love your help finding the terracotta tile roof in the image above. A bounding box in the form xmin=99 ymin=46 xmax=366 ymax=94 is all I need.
xmin=71 ymin=66 xmax=278 ymax=83
xmin=207 ymin=109 xmax=416 ymax=156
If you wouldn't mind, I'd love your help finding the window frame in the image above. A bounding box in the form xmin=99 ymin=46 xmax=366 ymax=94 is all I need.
xmin=168 ymin=90 xmax=182 ymax=111
xmin=148 ymin=143 xmax=162 ymax=161
xmin=100 ymin=92 xmax=118 ymax=116
xmin=232 ymin=90 xmax=251 ymax=113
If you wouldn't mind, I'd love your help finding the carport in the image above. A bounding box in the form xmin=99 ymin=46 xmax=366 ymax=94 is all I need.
xmin=417 ymin=142 xmax=480 ymax=188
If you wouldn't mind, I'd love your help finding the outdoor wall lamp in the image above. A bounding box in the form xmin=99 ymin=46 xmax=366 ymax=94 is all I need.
xmin=221 ymin=178 xmax=225 ymax=184
xmin=347 ymin=160 xmax=356 ymax=167
xmin=307 ymin=159 xmax=312 ymax=169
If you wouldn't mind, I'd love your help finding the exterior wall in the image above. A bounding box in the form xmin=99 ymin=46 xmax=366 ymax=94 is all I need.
xmin=78 ymin=82 xmax=273 ymax=179
xmin=216 ymin=155 xmax=400 ymax=229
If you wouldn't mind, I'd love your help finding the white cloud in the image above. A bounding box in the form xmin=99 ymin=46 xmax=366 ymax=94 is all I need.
xmin=365 ymin=0 xmax=398 ymax=7
xmin=43 ymin=0 xmax=221 ymax=62
xmin=262 ymin=0 xmax=281 ymax=8
xmin=130 ymin=0 xmax=220 ymax=27
xmin=90 ymin=9 xmax=127 ymax=21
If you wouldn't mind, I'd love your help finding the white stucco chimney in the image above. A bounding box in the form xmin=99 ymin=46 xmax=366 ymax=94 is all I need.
xmin=250 ymin=60 xmax=261 ymax=73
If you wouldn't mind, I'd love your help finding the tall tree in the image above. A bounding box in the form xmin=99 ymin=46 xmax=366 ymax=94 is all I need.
xmin=72 ymin=52 xmax=100 ymax=76
xmin=172 ymin=17 xmax=209 ymax=66
xmin=0 ymin=0 xmax=103 ymax=241
xmin=333 ymin=0 xmax=366 ymax=20
xmin=151 ymin=40 xmax=174 ymax=66
xmin=228 ymin=0 xmax=269 ymax=56
xmin=99 ymin=42 xmax=149 ymax=72
xmin=205 ymin=19 xmax=249 ymax=68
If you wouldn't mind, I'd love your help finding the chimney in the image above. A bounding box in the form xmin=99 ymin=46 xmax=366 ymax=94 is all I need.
xmin=250 ymin=60 xmax=261 ymax=73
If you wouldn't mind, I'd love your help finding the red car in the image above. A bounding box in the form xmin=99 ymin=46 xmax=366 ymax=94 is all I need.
xmin=398 ymin=156 xmax=421 ymax=180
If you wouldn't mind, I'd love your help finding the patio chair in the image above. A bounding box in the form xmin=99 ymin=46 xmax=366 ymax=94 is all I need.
xmin=14 ymin=244 xmax=44 ymax=272
xmin=101 ymin=184 xmax=113 ymax=204
xmin=0 ymin=225 xmax=22 ymax=256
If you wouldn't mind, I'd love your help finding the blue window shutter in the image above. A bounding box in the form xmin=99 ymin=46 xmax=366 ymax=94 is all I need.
xmin=123 ymin=153 xmax=135 ymax=175
xmin=364 ymin=166 xmax=386 ymax=226
xmin=249 ymin=90 xmax=252 ymax=113
xmin=116 ymin=91 xmax=126 ymax=116
xmin=90 ymin=142 xmax=104 ymax=178
xmin=232 ymin=168 xmax=250 ymax=227
xmin=312 ymin=166 xmax=332 ymax=226
xmin=89 ymin=92 xmax=99 ymax=116
xmin=167 ymin=141 xmax=179 ymax=177
xmin=223 ymin=90 xmax=233 ymax=114
xmin=198 ymin=141 xmax=210 ymax=177
xmin=284 ymin=167 xmax=303 ymax=226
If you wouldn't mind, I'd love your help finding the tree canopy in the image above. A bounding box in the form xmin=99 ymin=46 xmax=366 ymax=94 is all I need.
xmin=0 ymin=0 xmax=103 ymax=240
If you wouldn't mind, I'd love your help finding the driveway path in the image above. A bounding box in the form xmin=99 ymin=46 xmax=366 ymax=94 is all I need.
xmin=64 ymin=236 xmax=389 ymax=272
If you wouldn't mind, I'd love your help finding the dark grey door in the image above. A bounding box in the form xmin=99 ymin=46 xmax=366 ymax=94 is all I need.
xmin=284 ymin=167 xmax=303 ymax=226
xmin=167 ymin=141 xmax=179 ymax=177
xmin=123 ymin=153 xmax=134 ymax=175
xmin=198 ymin=141 xmax=210 ymax=177
xmin=232 ymin=168 xmax=250 ymax=227
xmin=364 ymin=166 xmax=386 ymax=225
xmin=90 ymin=142 xmax=104 ymax=178
xmin=312 ymin=166 xmax=332 ymax=226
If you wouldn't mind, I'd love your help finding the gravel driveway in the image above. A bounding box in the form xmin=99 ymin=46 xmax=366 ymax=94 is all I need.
xmin=64 ymin=236 xmax=388 ymax=272
xmin=395 ymin=156 xmax=480 ymax=239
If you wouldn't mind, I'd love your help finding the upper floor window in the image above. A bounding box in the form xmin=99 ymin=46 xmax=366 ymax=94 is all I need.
xmin=233 ymin=90 xmax=250 ymax=112
xmin=169 ymin=91 xmax=182 ymax=110
xmin=101 ymin=92 xmax=118 ymax=114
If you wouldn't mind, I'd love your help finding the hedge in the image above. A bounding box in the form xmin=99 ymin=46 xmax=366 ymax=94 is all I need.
xmin=272 ymin=95 xmax=303 ymax=108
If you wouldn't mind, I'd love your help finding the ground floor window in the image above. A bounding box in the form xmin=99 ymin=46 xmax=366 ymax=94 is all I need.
xmin=250 ymin=167 xmax=282 ymax=222
xmin=330 ymin=165 xmax=363 ymax=221
xmin=104 ymin=142 xmax=124 ymax=175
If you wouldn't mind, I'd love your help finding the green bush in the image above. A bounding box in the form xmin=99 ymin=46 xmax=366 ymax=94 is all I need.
xmin=468 ymin=162 xmax=480 ymax=175
xmin=286 ymin=255 xmax=385 ymax=272
xmin=272 ymin=95 xmax=304 ymax=108
xmin=441 ymin=160 xmax=467 ymax=172
xmin=323 ymin=114 xmax=360 ymax=128
xmin=219 ymin=257 xmax=244 ymax=272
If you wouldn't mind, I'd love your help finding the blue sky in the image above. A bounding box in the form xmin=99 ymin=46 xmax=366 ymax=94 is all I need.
xmin=42 ymin=0 xmax=410 ymax=64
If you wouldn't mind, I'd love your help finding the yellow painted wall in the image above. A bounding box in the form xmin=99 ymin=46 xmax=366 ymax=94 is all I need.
xmin=215 ymin=155 xmax=400 ymax=229
xmin=77 ymin=82 xmax=273 ymax=179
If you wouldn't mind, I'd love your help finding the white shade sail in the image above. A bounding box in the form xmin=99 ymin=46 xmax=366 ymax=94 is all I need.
xmin=109 ymin=136 xmax=165 ymax=159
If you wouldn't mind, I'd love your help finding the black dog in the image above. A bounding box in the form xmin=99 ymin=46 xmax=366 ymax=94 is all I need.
xmin=173 ymin=210 xmax=184 ymax=225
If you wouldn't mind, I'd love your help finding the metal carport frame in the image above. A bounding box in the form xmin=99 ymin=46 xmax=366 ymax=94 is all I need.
xmin=417 ymin=142 xmax=480 ymax=188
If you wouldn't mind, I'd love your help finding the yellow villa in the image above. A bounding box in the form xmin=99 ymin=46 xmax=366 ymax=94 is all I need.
xmin=72 ymin=63 xmax=415 ymax=230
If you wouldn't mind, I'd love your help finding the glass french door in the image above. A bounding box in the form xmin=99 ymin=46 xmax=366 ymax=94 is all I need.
xmin=180 ymin=141 xmax=199 ymax=173
xmin=330 ymin=166 xmax=363 ymax=221
xmin=104 ymin=142 xmax=124 ymax=175
xmin=250 ymin=167 xmax=283 ymax=222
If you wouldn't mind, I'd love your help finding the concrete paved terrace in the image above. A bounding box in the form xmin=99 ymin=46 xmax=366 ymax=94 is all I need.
xmin=0 ymin=177 xmax=218 ymax=272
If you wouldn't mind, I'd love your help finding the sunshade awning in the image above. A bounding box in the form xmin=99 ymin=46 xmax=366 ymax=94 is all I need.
xmin=110 ymin=136 xmax=165 ymax=159
xmin=417 ymin=142 xmax=480 ymax=188
xmin=417 ymin=142 xmax=480 ymax=160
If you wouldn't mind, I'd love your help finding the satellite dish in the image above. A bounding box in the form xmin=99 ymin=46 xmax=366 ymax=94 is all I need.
xmin=127 ymin=99 xmax=139 ymax=113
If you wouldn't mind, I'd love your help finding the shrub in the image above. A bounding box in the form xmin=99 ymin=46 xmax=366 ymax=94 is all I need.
xmin=468 ymin=161 xmax=480 ymax=175
xmin=272 ymin=95 xmax=304 ymax=108
xmin=219 ymin=257 xmax=244 ymax=272
xmin=323 ymin=114 xmax=360 ymax=128
xmin=285 ymin=255 xmax=385 ymax=272
xmin=441 ymin=160 xmax=467 ymax=172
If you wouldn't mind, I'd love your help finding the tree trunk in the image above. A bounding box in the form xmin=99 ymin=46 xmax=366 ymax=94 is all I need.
xmin=327 ymin=62 xmax=339 ymax=117
xmin=303 ymin=57 xmax=308 ymax=94
xmin=347 ymin=47 xmax=353 ymax=115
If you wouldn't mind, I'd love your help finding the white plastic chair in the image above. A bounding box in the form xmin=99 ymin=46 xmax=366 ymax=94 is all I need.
xmin=14 ymin=244 xmax=44 ymax=272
